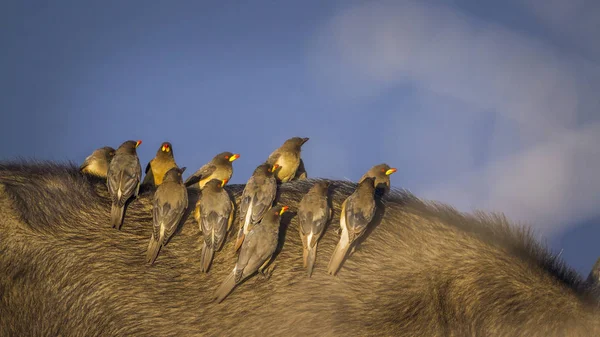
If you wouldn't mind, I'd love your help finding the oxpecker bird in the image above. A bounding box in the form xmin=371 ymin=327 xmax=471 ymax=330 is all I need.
xmin=196 ymin=178 xmax=234 ymax=273
xmin=107 ymin=140 xmax=142 ymax=230
xmin=146 ymin=167 xmax=189 ymax=264
xmin=234 ymin=162 xmax=278 ymax=252
xmin=328 ymin=177 xmax=376 ymax=276
xmin=214 ymin=205 xmax=289 ymax=303
xmin=141 ymin=141 xmax=178 ymax=189
xmin=298 ymin=180 xmax=332 ymax=277
xmin=266 ymin=137 xmax=309 ymax=183
xmin=80 ymin=146 xmax=115 ymax=178
xmin=184 ymin=152 xmax=239 ymax=189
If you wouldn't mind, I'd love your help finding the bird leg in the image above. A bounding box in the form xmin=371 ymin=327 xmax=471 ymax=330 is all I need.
xmin=258 ymin=263 xmax=277 ymax=281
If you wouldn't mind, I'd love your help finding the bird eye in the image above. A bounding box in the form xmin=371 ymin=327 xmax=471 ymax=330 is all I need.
xmin=225 ymin=155 xmax=229 ymax=159
xmin=381 ymin=169 xmax=385 ymax=172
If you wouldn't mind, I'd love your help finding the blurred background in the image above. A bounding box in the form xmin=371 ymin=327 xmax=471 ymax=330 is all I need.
xmin=1 ymin=0 xmax=599 ymax=276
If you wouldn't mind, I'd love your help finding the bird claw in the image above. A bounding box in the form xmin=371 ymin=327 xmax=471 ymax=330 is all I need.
xmin=258 ymin=264 xmax=276 ymax=281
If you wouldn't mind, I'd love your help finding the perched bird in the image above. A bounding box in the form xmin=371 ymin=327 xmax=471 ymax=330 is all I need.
xmin=146 ymin=167 xmax=189 ymax=264
xmin=107 ymin=140 xmax=142 ymax=230
xmin=196 ymin=178 xmax=234 ymax=273
xmin=358 ymin=163 xmax=397 ymax=195
xmin=141 ymin=142 xmax=178 ymax=189
xmin=328 ymin=177 xmax=377 ymax=276
xmin=294 ymin=158 xmax=308 ymax=180
xmin=80 ymin=146 xmax=116 ymax=178
xmin=184 ymin=152 xmax=240 ymax=189
xmin=214 ymin=205 xmax=289 ymax=303
xmin=297 ymin=180 xmax=332 ymax=277
xmin=266 ymin=137 xmax=309 ymax=183
xmin=234 ymin=162 xmax=279 ymax=252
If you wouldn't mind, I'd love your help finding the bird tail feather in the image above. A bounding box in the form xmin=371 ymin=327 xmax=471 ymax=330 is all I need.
xmin=146 ymin=235 xmax=162 ymax=264
xmin=302 ymin=245 xmax=309 ymax=268
xmin=327 ymin=241 xmax=350 ymax=276
xmin=306 ymin=245 xmax=317 ymax=278
xmin=110 ymin=203 xmax=125 ymax=230
xmin=214 ymin=270 xmax=237 ymax=303
xmin=200 ymin=241 xmax=215 ymax=273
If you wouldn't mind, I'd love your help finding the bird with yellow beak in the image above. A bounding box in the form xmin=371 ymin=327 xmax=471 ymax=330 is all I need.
xmin=214 ymin=205 xmax=289 ymax=303
xmin=358 ymin=163 xmax=397 ymax=195
xmin=184 ymin=152 xmax=240 ymax=189
xmin=141 ymin=141 xmax=179 ymax=189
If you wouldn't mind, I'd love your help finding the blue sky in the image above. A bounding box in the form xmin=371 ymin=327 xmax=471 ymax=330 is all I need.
xmin=1 ymin=0 xmax=599 ymax=276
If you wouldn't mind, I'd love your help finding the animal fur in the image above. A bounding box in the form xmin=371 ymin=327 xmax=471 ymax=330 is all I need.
xmin=0 ymin=161 xmax=599 ymax=336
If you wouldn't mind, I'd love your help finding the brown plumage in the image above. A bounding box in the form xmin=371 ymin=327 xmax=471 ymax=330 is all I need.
xmin=107 ymin=140 xmax=142 ymax=230
xmin=297 ymin=180 xmax=332 ymax=277
xmin=358 ymin=163 xmax=397 ymax=195
xmin=328 ymin=177 xmax=376 ymax=276
xmin=146 ymin=167 xmax=188 ymax=264
xmin=80 ymin=146 xmax=115 ymax=178
xmin=141 ymin=142 xmax=178 ymax=189
xmin=195 ymin=178 xmax=234 ymax=273
xmin=266 ymin=137 xmax=309 ymax=183
xmin=233 ymin=162 xmax=279 ymax=252
xmin=295 ymin=158 xmax=308 ymax=180
xmin=214 ymin=205 xmax=289 ymax=303
xmin=185 ymin=152 xmax=240 ymax=189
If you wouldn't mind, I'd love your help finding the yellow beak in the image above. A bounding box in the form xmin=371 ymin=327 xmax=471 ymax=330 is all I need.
xmin=229 ymin=154 xmax=240 ymax=162
xmin=385 ymin=168 xmax=397 ymax=176
xmin=279 ymin=206 xmax=289 ymax=215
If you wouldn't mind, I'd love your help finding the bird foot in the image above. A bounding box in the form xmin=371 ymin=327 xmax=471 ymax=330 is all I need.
xmin=258 ymin=264 xmax=276 ymax=281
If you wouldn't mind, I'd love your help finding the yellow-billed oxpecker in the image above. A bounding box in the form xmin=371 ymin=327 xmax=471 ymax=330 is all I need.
xmin=214 ymin=205 xmax=289 ymax=303
xmin=80 ymin=146 xmax=116 ymax=178
xmin=298 ymin=180 xmax=332 ymax=277
xmin=196 ymin=178 xmax=234 ymax=273
xmin=328 ymin=177 xmax=377 ymax=276
xmin=146 ymin=167 xmax=188 ymax=264
xmin=266 ymin=137 xmax=309 ymax=183
xmin=233 ymin=162 xmax=279 ymax=252
xmin=184 ymin=152 xmax=240 ymax=189
xmin=107 ymin=140 xmax=142 ymax=230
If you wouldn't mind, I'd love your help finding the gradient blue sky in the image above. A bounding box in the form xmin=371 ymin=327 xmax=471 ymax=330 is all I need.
xmin=1 ymin=0 xmax=599 ymax=275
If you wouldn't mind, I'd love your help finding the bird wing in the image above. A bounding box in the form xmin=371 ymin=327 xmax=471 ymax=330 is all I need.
xmin=309 ymin=205 xmax=329 ymax=246
xmin=236 ymin=228 xmax=276 ymax=281
xmin=155 ymin=185 xmax=188 ymax=243
xmin=107 ymin=156 xmax=139 ymax=205
xmin=345 ymin=196 xmax=375 ymax=237
xmin=250 ymin=177 xmax=277 ymax=223
xmin=184 ymin=163 xmax=216 ymax=186
xmin=200 ymin=195 xmax=230 ymax=249
xmin=119 ymin=167 xmax=141 ymax=204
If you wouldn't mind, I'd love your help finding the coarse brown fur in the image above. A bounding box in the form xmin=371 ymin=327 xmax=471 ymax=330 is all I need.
xmin=0 ymin=161 xmax=599 ymax=336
